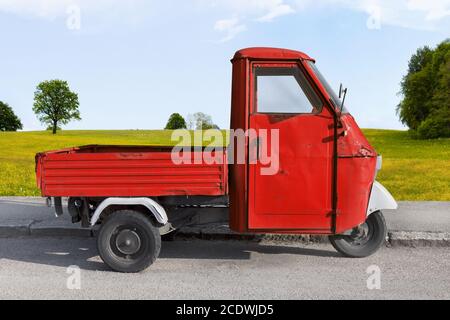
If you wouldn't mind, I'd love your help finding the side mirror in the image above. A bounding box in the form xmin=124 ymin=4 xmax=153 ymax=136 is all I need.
xmin=338 ymin=83 xmax=348 ymax=114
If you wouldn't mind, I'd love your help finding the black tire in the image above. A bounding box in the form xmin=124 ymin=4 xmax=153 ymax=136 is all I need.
xmin=97 ymin=210 xmax=161 ymax=273
xmin=329 ymin=210 xmax=387 ymax=258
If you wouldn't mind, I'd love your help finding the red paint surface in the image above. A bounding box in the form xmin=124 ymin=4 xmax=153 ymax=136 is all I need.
xmin=229 ymin=48 xmax=378 ymax=234
xmin=247 ymin=61 xmax=334 ymax=231
xmin=36 ymin=145 xmax=228 ymax=197
xmin=248 ymin=114 xmax=334 ymax=230
xmin=228 ymin=56 xmax=250 ymax=232
xmin=233 ymin=47 xmax=313 ymax=62
xmin=335 ymin=115 xmax=377 ymax=233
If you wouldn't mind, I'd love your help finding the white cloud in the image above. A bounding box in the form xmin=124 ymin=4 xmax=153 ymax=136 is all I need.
xmin=1 ymin=0 xmax=448 ymax=39
xmin=0 ymin=0 xmax=145 ymax=19
xmin=293 ymin=0 xmax=450 ymax=30
xmin=209 ymin=0 xmax=295 ymax=41
xmin=206 ymin=0 xmax=294 ymax=17
xmin=0 ymin=0 xmax=70 ymax=18
xmin=406 ymin=0 xmax=450 ymax=21
xmin=214 ymin=17 xmax=247 ymax=42
xmin=209 ymin=0 xmax=449 ymax=41
xmin=256 ymin=3 xmax=295 ymax=22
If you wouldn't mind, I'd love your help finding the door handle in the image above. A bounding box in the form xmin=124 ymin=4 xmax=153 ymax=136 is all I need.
xmin=256 ymin=137 xmax=260 ymax=161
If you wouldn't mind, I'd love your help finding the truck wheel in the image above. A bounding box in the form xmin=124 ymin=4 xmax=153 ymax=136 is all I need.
xmin=329 ymin=210 xmax=387 ymax=258
xmin=97 ymin=210 xmax=161 ymax=273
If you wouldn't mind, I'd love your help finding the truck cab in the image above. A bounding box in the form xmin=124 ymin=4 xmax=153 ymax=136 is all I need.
xmin=229 ymin=48 xmax=396 ymax=234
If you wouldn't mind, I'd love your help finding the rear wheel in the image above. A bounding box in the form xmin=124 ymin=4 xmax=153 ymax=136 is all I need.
xmin=329 ymin=210 xmax=387 ymax=258
xmin=97 ymin=210 xmax=161 ymax=273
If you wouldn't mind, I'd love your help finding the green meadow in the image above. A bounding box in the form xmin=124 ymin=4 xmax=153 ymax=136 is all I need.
xmin=0 ymin=129 xmax=448 ymax=200
xmin=363 ymin=129 xmax=449 ymax=201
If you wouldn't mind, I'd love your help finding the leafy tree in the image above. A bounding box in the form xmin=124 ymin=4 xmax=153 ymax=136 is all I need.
xmin=33 ymin=80 xmax=81 ymax=134
xmin=0 ymin=101 xmax=23 ymax=131
xmin=397 ymin=40 xmax=450 ymax=139
xmin=186 ymin=112 xmax=218 ymax=130
xmin=165 ymin=113 xmax=187 ymax=129
xmin=417 ymin=108 xmax=450 ymax=139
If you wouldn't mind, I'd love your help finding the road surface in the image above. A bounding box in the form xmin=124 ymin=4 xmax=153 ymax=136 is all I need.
xmin=0 ymin=237 xmax=448 ymax=299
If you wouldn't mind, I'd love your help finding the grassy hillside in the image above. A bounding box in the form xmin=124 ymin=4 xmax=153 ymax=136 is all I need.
xmin=0 ymin=129 xmax=448 ymax=200
xmin=363 ymin=129 xmax=449 ymax=201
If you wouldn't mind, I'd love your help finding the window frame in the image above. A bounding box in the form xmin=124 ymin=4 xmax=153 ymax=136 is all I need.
xmin=252 ymin=63 xmax=324 ymax=115
xmin=306 ymin=61 xmax=349 ymax=114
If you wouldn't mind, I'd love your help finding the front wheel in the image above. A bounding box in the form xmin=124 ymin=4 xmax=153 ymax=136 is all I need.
xmin=97 ymin=210 xmax=161 ymax=273
xmin=329 ymin=210 xmax=387 ymax=258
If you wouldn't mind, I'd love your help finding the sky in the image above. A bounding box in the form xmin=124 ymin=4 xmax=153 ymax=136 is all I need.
xmin=0 ymin=0 xmax=449 ymax=131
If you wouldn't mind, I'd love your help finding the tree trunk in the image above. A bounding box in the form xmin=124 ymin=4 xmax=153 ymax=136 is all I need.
xmin=52 ymin=121 xmax=57 ymax=134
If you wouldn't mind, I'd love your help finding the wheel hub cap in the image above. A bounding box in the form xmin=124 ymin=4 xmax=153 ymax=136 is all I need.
xmin=349 ymin=223 xmax=371 ymax=245
xmin=115 ymin=229 xmax=141 ymax=255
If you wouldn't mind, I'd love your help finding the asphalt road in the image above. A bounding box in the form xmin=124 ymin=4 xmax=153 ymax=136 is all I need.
xmin=0 ymin=237 xmax=448 ymax=300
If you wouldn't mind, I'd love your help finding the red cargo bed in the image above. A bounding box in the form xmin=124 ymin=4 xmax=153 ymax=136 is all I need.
xmin=36 ymin=145 xmax=228 ymax=197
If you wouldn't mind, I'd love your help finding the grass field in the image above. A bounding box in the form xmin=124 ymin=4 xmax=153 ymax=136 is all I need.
xmin=0 ymin=129 xmax=449 ymax=200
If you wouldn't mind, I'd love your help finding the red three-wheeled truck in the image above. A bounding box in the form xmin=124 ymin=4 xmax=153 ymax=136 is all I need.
xmin=35 ymin=48 xmax=397 ymax=272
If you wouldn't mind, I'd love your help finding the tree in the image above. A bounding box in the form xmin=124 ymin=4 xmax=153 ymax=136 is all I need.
xmin=0 ymin=101 xmax=23 ymax=131
xmin=165 ymin=113 xmax=187 ymax=129
xmin=33 ymin=80 xmax=81 ymax=134
xmin=397 ymin=40 xmax=450 ymax=139
xmin=46 ymin=125 xmax=62 ymax=131
xmin=186 ymin=112 xmax=218 ymax=130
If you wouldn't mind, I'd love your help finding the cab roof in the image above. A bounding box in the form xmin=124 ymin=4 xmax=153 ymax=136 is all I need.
xmin=233 ymin=47 xmax=314 ymax=62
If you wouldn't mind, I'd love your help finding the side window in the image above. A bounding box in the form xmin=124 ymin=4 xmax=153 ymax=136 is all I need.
xmin=255 ymin=66 xmax=322 ymax=114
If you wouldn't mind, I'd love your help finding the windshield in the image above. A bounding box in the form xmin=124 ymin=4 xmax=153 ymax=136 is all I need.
xmin=307 ymin=61 xmax=349 ymax=113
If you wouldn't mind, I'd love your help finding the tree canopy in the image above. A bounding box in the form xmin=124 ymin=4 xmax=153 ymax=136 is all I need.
xmin=397 ymin=40 xmax=450 ymax=139
xmin=165 ymin=113 xmax=187 ymax=130
xmin=33 ymin=80 xmax=81 ymax=134
xmin=0 ymin=101 xmax=23 ymax=132
xmin=187 ymin=112 xmax=218 ymax=130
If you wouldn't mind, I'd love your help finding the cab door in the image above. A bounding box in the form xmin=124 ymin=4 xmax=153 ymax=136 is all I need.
xmin=248 ymin=62 xmax=334 ymax=231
